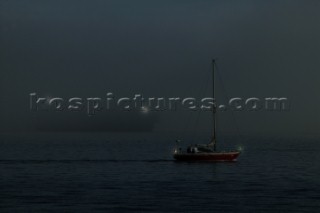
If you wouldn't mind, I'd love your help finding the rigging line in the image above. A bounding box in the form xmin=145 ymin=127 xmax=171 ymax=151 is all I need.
xmin=180 ymin=92 xmax=195 ymax=141
xmin=180 ymin=90 xmax=194 ymax=138
xmin=178 ymin=66 xmax=196 ymax=141
xmin=191 ymin=66 xmax=211 ymax=143
xmin=181 ymin=107 xmax=193 ymax=139
xmin=215 ymin=63 xmax=242 ymax=139
xmin=182 ymin=64 xmax=209 ymax=141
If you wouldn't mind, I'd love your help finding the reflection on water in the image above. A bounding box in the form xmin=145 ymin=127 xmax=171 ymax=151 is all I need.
xmin=0 ymin=133 xmax=319 ymax=212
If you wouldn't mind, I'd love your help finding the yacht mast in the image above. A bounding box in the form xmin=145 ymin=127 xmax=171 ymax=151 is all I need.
xmin=212 ymin=59 xmax=217 ymax=151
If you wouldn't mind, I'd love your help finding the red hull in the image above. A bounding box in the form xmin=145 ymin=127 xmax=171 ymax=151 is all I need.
xmin=173 ymin=151 xmax=240 ymax=162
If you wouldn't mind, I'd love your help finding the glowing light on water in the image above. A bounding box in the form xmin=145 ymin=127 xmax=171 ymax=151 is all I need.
xmin=141 ymin=106 xmax=149 ymax=114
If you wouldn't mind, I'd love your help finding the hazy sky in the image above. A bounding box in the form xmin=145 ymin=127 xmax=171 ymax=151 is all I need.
xmin=0 ymin=0 xmax=320 ymax=136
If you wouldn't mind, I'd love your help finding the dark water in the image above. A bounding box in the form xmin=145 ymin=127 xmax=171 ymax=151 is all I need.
xmin=0 ymin=133 xmax=319 ymax=212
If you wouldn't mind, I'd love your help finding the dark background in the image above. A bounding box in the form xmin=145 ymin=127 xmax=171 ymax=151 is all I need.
xmin=1 ymin=2 xmax=320 ymax=212
xmin=1 ymin=0 xmax=319 ymax=136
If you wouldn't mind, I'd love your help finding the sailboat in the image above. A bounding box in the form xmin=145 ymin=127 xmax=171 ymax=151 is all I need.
xmin=173 ymin=59 xmax=241 ymax=161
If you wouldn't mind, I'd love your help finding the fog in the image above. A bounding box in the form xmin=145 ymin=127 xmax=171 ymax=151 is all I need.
xmin=1 ymin=0 xmax=319 ymax=136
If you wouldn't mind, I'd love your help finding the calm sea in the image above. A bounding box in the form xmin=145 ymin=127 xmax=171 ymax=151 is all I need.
xmin=0 ymin=132 xmax=319 ymax=212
